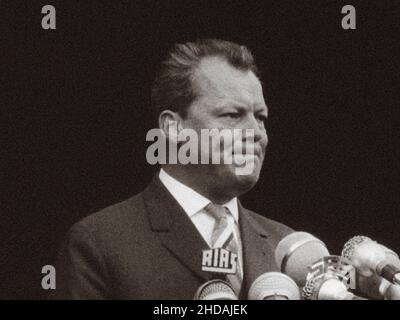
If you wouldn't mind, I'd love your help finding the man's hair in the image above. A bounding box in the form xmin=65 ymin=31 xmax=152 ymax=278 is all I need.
xmin=151 ymin=39 xmax=259 ymax=118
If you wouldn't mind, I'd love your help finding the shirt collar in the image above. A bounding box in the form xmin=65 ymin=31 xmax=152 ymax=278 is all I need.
xmin=159 ymin=169 xmax=239 ymax=222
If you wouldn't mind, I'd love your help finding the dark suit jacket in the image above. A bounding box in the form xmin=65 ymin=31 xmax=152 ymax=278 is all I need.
xmin=50 ymin=176 xmax=294 ymax=299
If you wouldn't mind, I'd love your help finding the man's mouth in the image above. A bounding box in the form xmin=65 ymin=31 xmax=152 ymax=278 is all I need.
xmin=232 ymin=153 xmax=261 ymax=167
xmin=231 ymin=146 xmax=263 ymax=159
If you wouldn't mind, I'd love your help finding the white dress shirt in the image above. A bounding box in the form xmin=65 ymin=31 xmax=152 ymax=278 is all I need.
xmin=158 ymin=169 xmax=243 ymax=271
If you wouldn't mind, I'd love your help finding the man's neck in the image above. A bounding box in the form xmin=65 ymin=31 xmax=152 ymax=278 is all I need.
xmin=161 ymin=165 xmax=234 ymax=204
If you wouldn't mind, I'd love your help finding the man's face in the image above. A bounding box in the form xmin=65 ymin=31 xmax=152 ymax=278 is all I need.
xmin=181 ymin=56 xmax=268 ymax=199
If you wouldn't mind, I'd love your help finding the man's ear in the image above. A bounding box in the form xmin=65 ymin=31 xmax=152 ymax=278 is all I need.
xmin=158 ymin=110 xmax=184 ymax=140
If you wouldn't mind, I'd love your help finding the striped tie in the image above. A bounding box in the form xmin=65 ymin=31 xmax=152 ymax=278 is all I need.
xmin=205 ymin=203 xmax=243 ymax=295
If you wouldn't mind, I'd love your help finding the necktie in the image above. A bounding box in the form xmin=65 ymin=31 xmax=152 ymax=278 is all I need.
xmin=205 ymin=203 xmax=243 ymax=295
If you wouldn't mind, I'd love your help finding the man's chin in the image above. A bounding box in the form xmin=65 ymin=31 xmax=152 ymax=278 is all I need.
xmin=223 ymin=164 xmax=261 ymax=195
xmin=234 ymin=172 xmax=260 ymax=192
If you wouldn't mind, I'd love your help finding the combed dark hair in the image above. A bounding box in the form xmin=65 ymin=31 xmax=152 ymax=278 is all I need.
xmin=151 ymin=39 xmax=259 ymax=118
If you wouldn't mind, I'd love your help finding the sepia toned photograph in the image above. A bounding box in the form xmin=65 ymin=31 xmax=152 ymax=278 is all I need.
xmin=2 ymin=0 xmax=399 ymax=303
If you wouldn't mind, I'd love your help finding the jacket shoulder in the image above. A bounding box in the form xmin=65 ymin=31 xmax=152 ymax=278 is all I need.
xmin=69 ymin=192 xmax=147 ymax=238
xmin=245 ymin=209 xmax=295 ymax=239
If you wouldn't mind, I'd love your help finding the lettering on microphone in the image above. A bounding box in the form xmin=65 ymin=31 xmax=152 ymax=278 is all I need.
xmin=201 ymin=248 xmax=237 ymax=274
xmin=307 ymin=255 xmax=356 ymax=290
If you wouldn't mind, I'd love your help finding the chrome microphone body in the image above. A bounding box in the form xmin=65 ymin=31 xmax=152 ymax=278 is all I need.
xmin=342 ymin=236 xmax=400 ymax=299
xmin=384 ymin=283 xmax=400 ymax=300
xmin=342 ymin=236 xmax=400 ymax=286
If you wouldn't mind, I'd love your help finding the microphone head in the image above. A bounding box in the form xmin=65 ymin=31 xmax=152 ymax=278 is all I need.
xmin=342 ymin=235 xmax=389 ymax=277
xmin=248 ymin=272 xmax=300 ymax=300
xmin=342 ymin=237 xmax=400 ymax=266
xmin=275 ymin=232 xmax=330 ymax=286
xmin=194 ymin=279 xmax=238 ymax=300
xmin=341 ymin=235 xmax=371 ymax=260
xmin=303 ymin=275 xmax=353 ymax=300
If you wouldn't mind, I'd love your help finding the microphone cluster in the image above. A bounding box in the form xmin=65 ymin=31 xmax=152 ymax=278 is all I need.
xmin=194 ymin=232 xmax=400 ymax=300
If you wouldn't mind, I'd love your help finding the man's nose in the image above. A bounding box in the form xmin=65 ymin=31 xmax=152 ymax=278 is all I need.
xmin=242 ymin=115 xmax=268 ymax=145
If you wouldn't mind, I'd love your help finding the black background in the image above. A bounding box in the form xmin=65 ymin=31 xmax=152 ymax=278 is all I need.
xmin=2 ymin=0 xmax=399 ymax=299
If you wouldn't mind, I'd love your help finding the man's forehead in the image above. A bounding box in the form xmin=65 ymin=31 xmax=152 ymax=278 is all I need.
xmin=193 ymin=56 xmax=264 ymax=104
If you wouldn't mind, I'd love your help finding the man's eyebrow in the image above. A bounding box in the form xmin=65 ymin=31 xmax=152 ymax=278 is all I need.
xmin=215 ymin=100 xmax=248 ymax=109
xmin=216 ymin=100 xmax=268 ymax=116
xmin=255 ymin=105 xmax=268 ymax=116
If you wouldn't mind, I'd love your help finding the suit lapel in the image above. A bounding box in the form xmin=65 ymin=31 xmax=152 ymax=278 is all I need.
xmin=238 ymin=202 xmax=279 ymax=298
xmin=142 ymin=176 xmax=213 ymax=283
xmin=142 ymin=175 xmax=279 ymax=298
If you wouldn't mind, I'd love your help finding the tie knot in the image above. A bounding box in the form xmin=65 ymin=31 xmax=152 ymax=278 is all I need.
xmin=205 ymin=203 xmax=229 ymax=221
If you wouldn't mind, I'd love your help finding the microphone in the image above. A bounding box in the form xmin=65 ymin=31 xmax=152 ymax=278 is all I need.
xmin=275 ymin=232 xmax=330 ymax=286
xmin=342 ymin=236 xmax=400 ymax=286
xmin=194 ymin=279 xmax=238 ymax=300
xmin=384 ymin=283 xmax=400 ymax=300
xmin=379 ymin=244 xmax=400 ymax=267
xmin=302 ymin=272 xmax=356 ymax=300
xmin=248 ymin=272 xmax=300 ymax=300
xmin=301 ymin=255 xmax=365 ymax=300
xmin=357 ymin=275 xmax=400 ymax=300
xmin=349 ymin=242 xmax=400 ymax=299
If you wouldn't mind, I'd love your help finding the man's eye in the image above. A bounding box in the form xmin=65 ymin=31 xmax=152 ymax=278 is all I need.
xmin=257 ymin=115 xmax=268 ymax=122
xmin=223 ymin=113 xmax=241 ymax=119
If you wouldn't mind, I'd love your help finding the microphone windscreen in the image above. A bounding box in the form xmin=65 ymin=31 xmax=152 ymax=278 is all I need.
xmin=275 ymin=232 xmax=329 ymax=286
xmin=343 ymin=237 xmax=400 ymax=299
xmin=342 ymin=236 xmax=393 ymax=278
xmin=342 ymin=235 xmax=370 ymax=260
xmin=317 ymin=278 xmax=353 ymax=300
xmin=194 ymin=279 xmax=238 ymax=300
xmin=385 ymin=284 xmax=400 ymax=300
xmin=248 ymin=272 xmax=300 ymax=300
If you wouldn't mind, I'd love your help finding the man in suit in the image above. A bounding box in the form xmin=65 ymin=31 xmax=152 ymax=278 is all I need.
xmin=50 ymin=39 xmax=294 ymax=299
